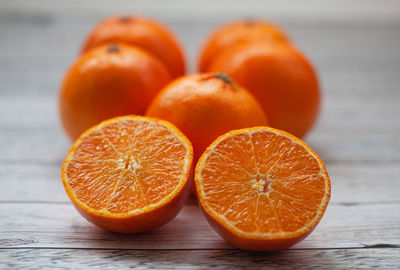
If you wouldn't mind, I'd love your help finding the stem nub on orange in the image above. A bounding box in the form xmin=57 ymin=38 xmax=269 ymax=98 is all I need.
xmin=81 ymin=15 xmax=186 ymax=78
xmin=195 ymin=127 xmax=330 ymax=251
xmin=61 ymin=116 xmax=193 ymax=233
xmin=59 ymin=43 xmax=171 ymax=141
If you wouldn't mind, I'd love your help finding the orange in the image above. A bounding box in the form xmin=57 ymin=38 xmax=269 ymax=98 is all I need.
xmin=195 ymin=127 xmax=330 ymax=251
xmin=208 ymin=41 xmax=320 ymax=138
xmin=198 ymin=19 xmax=289 ymax=72
xmin=81 ymin=15 xmax=185 ymax=78
xmin=146 ymin=73 xmax=269 ymax=163
xmin=59 ymin=43 xmax=171 ymax=141
xmin=61 ymin=116 xmax=193 ymax=233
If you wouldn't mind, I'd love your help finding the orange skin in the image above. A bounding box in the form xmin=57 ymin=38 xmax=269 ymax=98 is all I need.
xmin=208 ymin=41 xmax=320 ymax=138
xmin=81 ymin=16 xmax=186 ymax=78
xmin=59 ymin=43 xmax=171 ymax=141
xmin=146 ymin=73 xmax=269 ymax=163
xmin=198 ymin=19 xmax=289 ymax=72
xmin=202 ymin=208 xmax=315 ymax=250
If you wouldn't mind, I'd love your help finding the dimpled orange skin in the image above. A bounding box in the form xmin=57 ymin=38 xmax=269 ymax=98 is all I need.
xmin=81 ymin=16 xmax=186 ymax=78
xmin=146 ymin=73 xmax=269 ymax=163
xmin=208 ymin=41 xmax=320 ymax=138
xmin=198 ymin=20 xmax=289 ymax=72
xmin=59 ymin=43 xmax=171 ymax=141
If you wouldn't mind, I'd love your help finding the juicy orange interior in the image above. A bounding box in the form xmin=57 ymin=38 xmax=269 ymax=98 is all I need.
xmin=198 ymin=129 xmax=328 ymax=235
xmin=64 ymin=118 xmax=190 ymax=214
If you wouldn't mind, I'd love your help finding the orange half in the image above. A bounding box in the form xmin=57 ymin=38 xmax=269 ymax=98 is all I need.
xmin=195 ymin=127 xmax=330 ymax=250
xmin=62 ymin=116 xmax=193 ymax=233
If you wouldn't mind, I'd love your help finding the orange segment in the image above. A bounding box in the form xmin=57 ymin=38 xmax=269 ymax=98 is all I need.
xmin=62 ymin=116 xmax=193 ymax=233
xmin=195 ymin=127 xmax=330 ymax=250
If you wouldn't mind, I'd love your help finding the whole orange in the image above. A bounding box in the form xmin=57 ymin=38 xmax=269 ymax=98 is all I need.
xmin=198 ymin=19 xmax=289 ymax=72
xmin=81 ymin=15 xmax=185 ymax=78
xmin=59 ymin=43 xmax=171 ymax=141
xmin=208 ymin=41 xmax=320 ymax=138
xmin=146 ymin=73 xmax=269 ymax=162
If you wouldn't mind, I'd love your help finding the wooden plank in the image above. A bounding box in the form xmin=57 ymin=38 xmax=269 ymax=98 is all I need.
xmin=0 ymin=1 xmax=398 ymax=269
xmin=306 ymin=131 xmax=400 ymax=162
xmin=2 ymin=0 xmax=400 ymax=27
xmin=0 ymin=164 xmax=66 ymax=203
xmin=1 ymin=247 xmax=399 ymax=270
xmin=1 ymin=203 xmax=399 ymax=249
xmin=0 ymin=72 xmax=399 ymax=163
xmin=1 ymin=127 xmax=399 ymax=163
xmin=327 ymin=163 xmax=400 ymax=203
xmin=0 ymin=129 xmax=70 ymax=163
xmin=1 ymin=1 xmax=400 ymax=74
xmin=1 ymin=21 xmax=399 ymax=133
xmin=1 ymin=27 xmax=399 ymax=70
xmin=1 ymin=87 xmax=399 ymax=131
xmin=1 ymin=163 xmax=399 ymax=204
xmin=1 ymin=69 xmax=399 ymax=99
xmin=1 ymin=63 xmax=398 ymax=97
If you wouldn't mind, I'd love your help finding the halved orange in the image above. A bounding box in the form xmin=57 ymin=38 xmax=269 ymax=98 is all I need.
xmin=61 ymin=116 xmax=193 ymax=233
xmin=194 ymin=127 xmax=330 ymax=250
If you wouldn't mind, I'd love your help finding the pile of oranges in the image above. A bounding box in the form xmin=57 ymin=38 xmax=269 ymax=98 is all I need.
xmin=59 ymin=15 xmax=330 ymax=251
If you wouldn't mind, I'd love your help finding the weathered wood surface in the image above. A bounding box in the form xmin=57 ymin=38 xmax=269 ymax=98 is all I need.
xmin=1 ymin=0 xmax=400 ymax=269
xmin=1 ymin=163 xmax=400 ymax=204
xmin=1 ymin=203 xmax=399 ymax=250
xmin=1 ymin=248 xmax=400 ymax=270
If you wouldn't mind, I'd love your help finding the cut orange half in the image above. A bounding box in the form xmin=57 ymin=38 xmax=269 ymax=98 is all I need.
xmin=194 ymin=127 xmax=330 ymax=250
xmin=61 ymin=116 xmax=193 ymax=233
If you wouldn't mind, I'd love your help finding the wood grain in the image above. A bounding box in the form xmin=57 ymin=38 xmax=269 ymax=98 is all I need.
xmin=1 ymin=248 xmax=399 ymax=270
xmin=1 ymin=163 xmax=399 ymax=204
xmin=2 ymin=127 xmax=400 ymax=164
xmin=2 ymin=0 xmax=400 ymax=27
xmin=1 ymin=0 xmax=399 ymax=268
xmin=0 ymin=203 xmax=399 ymax=250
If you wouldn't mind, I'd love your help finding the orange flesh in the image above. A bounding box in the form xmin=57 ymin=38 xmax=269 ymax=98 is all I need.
xmin=196 ymin=127 xmax=330 ymax=237
xmin=63 ymin=117 xmax=191 ymax=215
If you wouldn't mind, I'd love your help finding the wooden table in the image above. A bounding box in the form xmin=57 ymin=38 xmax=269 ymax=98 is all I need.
xmin=1 ymin=0 xmax=399 ymax=269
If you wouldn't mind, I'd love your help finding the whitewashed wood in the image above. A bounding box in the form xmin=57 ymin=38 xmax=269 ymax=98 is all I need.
xmin=1 ymin=0 xmax=399 ymax=268
xmin=0 ymin=129 xmax=69 ymax=163
xmin=1 ymin=89 xmax=400 ymax=132
xmin=2 ymin=0 xmax=400 ymax=26
xmin=1 ymin=248 xmax=399 ymax=270
xmin=327 ymin=163 xmax=400 ymax=203
xmin=1 ymin=127 xmax=399 ymax=163
xmin=0 ymin=203 xmax=399 ymax=249
xmin=1 ymin=27 xmax=399 ymax=73
xmin=0 ymin=164 xmax=66 ymax=203
xmin=1 ymin=70 xmax=399 ymax=98
xmin=1 ymin=163 xmax=399 ymax=204
xmin=1 ymin=3 xmax=400 ymax=78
